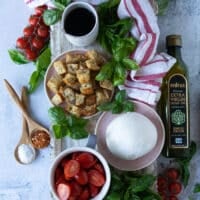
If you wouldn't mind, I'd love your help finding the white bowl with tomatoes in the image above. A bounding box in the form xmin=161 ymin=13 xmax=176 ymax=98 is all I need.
xmin=49 ymin=146 xmax=111 ymax=200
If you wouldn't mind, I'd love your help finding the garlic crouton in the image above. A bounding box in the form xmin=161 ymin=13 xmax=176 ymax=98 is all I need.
xmin=53 ymin=60 xmax=67 ymax=75
xmin=47 ymin=75 xmax=62 ymax=93
xmin=100 ymin=80 xmax=114 ymax=91
xmin=85 ymin=59 xmax=100 ymax=71
xmin=51 ymin=93 xmax=63 ymax=105
xmin=67 ymin=63 xmax=79 ymax=74
xmin=75 ymin=93 xmax=85 ymax=106
xmin=80 ymin=82 xmax=94 ymax=95
xmin=76 ymin=68 xmax=90 ymax=84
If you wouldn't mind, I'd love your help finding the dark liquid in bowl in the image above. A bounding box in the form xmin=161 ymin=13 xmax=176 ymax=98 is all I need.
xmin=64 ymin=8 xmax=95 ymax=36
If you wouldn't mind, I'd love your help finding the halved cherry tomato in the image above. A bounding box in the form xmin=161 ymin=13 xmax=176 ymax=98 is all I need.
xmin=55 ymin=175 xmax=66 ymax=187
xmin=57 ymin=183 xmax=71 ymax=200
xmin=16 ymin=37 xmax=29 ymax=49
xmin=94 ymin=162 xmax=105 ymax=174
xmin=89 ymin=184 xmax=99 ymax=197
xmin=35 ymin=5 xmax=48 ymax=15
xmin=169 ymin=195 xmax=178 ymax=200
xmin=64 ymin=160 xmax=80 ymax=178
xmin=29 ymin=15 xmax=40 ymax=26
xmin=70 ymin=181 xmax=82 ymax=197
xmin=76 ymin=152 xmax=96 ymax=169
xmin=88 ymin=169 xmax=105 ymax=187
xmin=55 ymin=166 xmax=63 ymax=181
xmin=166 ymin=168 xmax=179 ymax=180
xmin=74 ymin=169 xmax=88 ymax=185
xmin=79 ymin=188 xmax=90 ymax=200
xmin=168 ymin=181 xmax=182 ymax=195
xmin=23 ymin=25 xmax=35 ymax=37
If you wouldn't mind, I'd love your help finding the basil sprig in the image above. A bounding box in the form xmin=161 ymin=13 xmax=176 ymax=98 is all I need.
xmin=48 ymin=106 xmax=88 ymax=139
xmin=96 ymin=0 xmax=139 ymax=86
xmin=97 ymin=90 xmax=134 ymax=114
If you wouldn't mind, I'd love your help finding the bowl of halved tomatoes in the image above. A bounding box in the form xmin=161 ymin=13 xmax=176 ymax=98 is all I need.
xmin=49 ymin=146 xmax=111 ymax=200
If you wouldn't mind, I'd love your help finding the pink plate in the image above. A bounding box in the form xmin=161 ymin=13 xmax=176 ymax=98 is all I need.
xmin=95 ymin=100 xmax=165 ymax=171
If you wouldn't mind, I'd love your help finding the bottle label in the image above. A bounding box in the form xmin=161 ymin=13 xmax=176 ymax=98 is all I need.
xmin=168 ymin=73 xmax=189 ymax=148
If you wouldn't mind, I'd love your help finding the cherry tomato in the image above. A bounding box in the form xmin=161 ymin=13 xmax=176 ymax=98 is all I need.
xmin=35 ymin=5 xmax=48 ymax=15
xmin=89 ymin=184 xmax=99 ymax=197
xmin=74 ymin=169 xmax=88 ymax=185
xmin=166 ymin=168 xmax=179 ymax=180
xmin=94 ymin=162 xmax=105 ymax=174
xmin=169 ymin=195 xmax=178 ymax=200
xmin=168 ymin=181 xmax=182 ymax=195
xmin=29 ymin=15 xmax=40 ymax=26
xmin=55 ymin=175 xmax=66 ymax=186
xmin=23 ymin=25 xmax=35 ymax=37
xmin=76 ymin=152 xmax=96 ymax=169
xmin=70 ymin=181 xmax=82 ymax=197
xmin=57 ymin=183 xmax=71 ymax=200
xmin=16 ymin=37 xmax=29 ymax=49
xmin=32 ymin=37 xmax=44 ymax=49
xmin=55 ymin=166 xmax=63 ymax=181
xmin=61 ymin=157 xmax=70 ymax=168
xmin=88 ymin=169 xmax=105 ymax=187
xmin=25 ymin=49 xmax=38 ymax=61
xmin=157 ymin=176 xmax=168 ymax=190
xmin=64 ymin=160 xmax=80 ymax=178
xmin=79 ymin=188 xmax=90 ymax=200
xmin=37 ymin=25 xmax=49 ymax=38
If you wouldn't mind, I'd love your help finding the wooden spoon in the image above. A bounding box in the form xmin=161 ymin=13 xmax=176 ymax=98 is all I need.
xmin=4 ymin=79 xmax=50 ymax=149
xmin=14 ymin=87 xmax=36 ymax=164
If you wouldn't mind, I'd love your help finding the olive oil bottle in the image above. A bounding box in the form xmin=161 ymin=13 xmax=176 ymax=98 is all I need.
xmin=158 ymin=35 xmax=190 ymax=158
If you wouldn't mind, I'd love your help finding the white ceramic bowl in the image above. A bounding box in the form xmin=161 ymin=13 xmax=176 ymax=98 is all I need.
xmin=61 ymin=2 xmax=99 ymax=47
xmin=49 ymin=146 xmax=111 ymax=200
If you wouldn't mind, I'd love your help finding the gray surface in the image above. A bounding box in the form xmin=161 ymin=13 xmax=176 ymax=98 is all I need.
xmin=0 ymin=0 xmax=200 ymax=199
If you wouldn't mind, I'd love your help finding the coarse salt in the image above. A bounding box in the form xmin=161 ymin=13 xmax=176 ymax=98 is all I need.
xmin=105 ymin=112 xmax=157 ymax=160
xmin=18 ymin=144 xmax=35 ymax=164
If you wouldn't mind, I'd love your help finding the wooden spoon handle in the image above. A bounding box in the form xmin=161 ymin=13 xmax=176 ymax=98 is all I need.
xmin=4 ymin=79 xmax=31 ymax=121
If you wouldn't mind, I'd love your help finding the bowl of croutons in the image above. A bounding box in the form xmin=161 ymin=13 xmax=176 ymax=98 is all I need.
xmin=44 ymin=50 xmax=114 ymax=118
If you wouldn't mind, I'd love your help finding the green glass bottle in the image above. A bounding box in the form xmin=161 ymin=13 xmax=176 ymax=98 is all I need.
xmin=158 ymin=35 xmax=190 ymax=158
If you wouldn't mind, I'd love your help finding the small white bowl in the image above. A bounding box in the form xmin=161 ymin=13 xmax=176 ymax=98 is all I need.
xmin=49 ymin=146 xmax=111 ymax=200
xmin=61 ymin=2 xmax=99 ymax=47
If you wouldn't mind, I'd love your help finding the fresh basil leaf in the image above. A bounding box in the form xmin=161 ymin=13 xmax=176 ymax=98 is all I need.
xmin=35 ymin=47 xmax=51 ymax=71
xmin=52 ymin=124 xmax=69 ymax=139
xmin=48 ymin=106 xmax=67 ymax=124
xmin=43 ymin=9 xmax=62 ymax=25
xmin=113 ymin=64 xmax=126 ymax=86
xmin=156 ymin=0 xmax=169 ymax=15
xmin=53 ymin=0 xmax=71 ymax=10
xmin=122 ymin=58 xmax=139 ymax=70
xmin=97 ymin=102 xmax=114 ymax=111
xmin=115 ymin=90 xmax=126 ymax=103
xmin=8 ymin=49 xmax=29 ymax=65
xmin=96 ymin=61 xmax=114 ymax=81
xmin=111 ymin=102 xmax=123 ymax=114
xmin=105 ymin=193 xmax=121 ymax=200
xmin=28 ymin=71 xmax=43 ymax=93
xmin=123 ymin=101 xmax=134 ymax=112
xmin=66 ymin=115 xmax=88 ymax=127
xmin=193 ymin=183 xmax=200 ymax=193
xmin=68 ymin=126 xmax=88 ymax=139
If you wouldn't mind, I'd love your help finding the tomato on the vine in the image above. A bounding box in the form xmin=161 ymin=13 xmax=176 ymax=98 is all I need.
xmin=37 ymin=25 xmax=49 ymax=38
xmin=29 ymin=15 xmax=40 ymax=26
xmin=23 ymin=26 xmax=35 ymax=37
xmin=166 ymin=168 xmax=179 ymax=180
xmin=169 ymin=195 xmax=178 ymax=200
xmin=168 ymin=181 xmax=182 ymax=195
xmin=16 ymin=37 xmax=29 ymax=49
xmin=32 ymin=37 xmax=45 ymax=49
xmin=35 ymin=5 xmax=48 ymax=15
xmin=157 ymin=176 xmax=168 ymax=190
xmin=25 ymin=48 xmax=38 ymax=61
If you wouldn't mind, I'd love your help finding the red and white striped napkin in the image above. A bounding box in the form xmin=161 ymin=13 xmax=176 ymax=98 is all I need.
xmin=117 ymin=0 xmax=176 ymax=106
xmin=25 ymin=0 xmax=176 ymax=106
